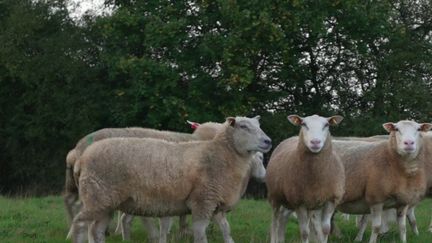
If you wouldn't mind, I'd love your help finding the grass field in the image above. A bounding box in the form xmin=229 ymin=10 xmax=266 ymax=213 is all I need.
xmin=1 ymin=196 xmax=432 ymax=242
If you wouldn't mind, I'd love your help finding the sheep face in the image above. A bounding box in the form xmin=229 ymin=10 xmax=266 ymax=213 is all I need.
xmin=226 ymin=116 xmax=272 ymax=154
xmin=288 ymin=114 xmax=343 ymax=153
xmin=250 ymin=152 xmax=266 ymax=181
xmin=383 ymin=120 xmax=432 ymax=157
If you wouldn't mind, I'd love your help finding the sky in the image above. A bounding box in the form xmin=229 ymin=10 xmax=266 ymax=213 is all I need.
xmin=67 ymin=0 xmax=108 ymax=19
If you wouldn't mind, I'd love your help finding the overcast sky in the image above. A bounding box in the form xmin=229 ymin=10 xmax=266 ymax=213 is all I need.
xmin=67 ymin=0 xmax=108 ymax=19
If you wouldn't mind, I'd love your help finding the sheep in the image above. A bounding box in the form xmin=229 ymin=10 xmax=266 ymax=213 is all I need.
xmin=266 ymin=114 xmax=345 ymax=243
xmin=64 ymin=122 xmax=225 ymax=224
xmin=109 ymin=121 xmax=263 ymax=242
xmin=277 ymin=126 xmax=430 ymax=242
xmin=333 ymin=136 xmax=421 ymax=240
xmin=115 ymin=151 xmax=266 ymax=242
xmin=333 ymin=120 xmax=432 ymax=243
xmin=333 ymin=133 xmax=430 ymax=241
xmin=70 ymin=116 xmax=272 ymax=243
xmin=64 ymin=122 xmax=227 ymax=242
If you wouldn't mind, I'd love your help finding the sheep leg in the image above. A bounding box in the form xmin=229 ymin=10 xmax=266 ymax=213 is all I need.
xmin=354 ymin=214 xmax=368 ymax=242
xmin=159 ymin=217 xmax=172 ymax=243
xmin=428 ymin=210 xmax=432 ymax=233
xmin=355 ymin=215 xmax=362 ymax=228
xmin=88 ymin=221 xmax=96 ymax=243
xmin=140 ymin=217 xmax=159 ymax=243
xmin=71 ymin=211 xmax=90 ymax=243
xmin=322 ymin=202 xmax=335 ymax=242
xmin=296 ymin=206 xmax=310 ymax=243
xmin=65 ymin=192 xmax=83 ymax=227
xmin=114 ymin=212 xmax=122 ymax=235
xmin=270 ymin=205 xmax=290 ymax=243
xmin=120 ymin=213 xmax=134 ymax=240
xmin=72 ymin=201 xmax=83 ymax=221
xmin=190 ymin=199 xmax=215 ymax=243
xmin=270 ymin=206 xmax=280 ymax=243
xmin=192 ymin=218 xmax=210 ymax=243
xmin=309 ymin=219 xmax=318 ymax=243
xmin=406 ymin=206 xmax=419 ymax=235
xmin=64 ymin=165 xmax=79 ymax=224
xmin=89 ymin=213 xmax=112 ymax=243
xmin=179 ymin=215 xmax=191 ymax=237
xmin=277 ymin=207 xmax=291 ymax=241
xmin=163 ymin=217 xmax=173 ymax=235
xmin=397 ymin=205 xmax=408 ymax=243
xmin=368 ymin=203 xmax=383 ymax=243
xmin=213 ymin=211 xmax=234 ymax=243
xmin=330 ymin=213 xmax=342 ymax=239
xmin=310 ymin=209 xmax=324 ymax=242
xmin=64 ymin=192 xmax=79 ymax=224
xmin=379 ymin=210 xmax=390 ymax=234
xmin=428 ymin=208 xmax=432 ymax=233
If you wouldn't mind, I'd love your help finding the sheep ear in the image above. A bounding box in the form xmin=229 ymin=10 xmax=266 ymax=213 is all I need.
xmin=328 ymin=115 xmax=344 ymax=126
xmin=287 ymin=115 xmax=303 ymax=126
xmin=226 ymin=117 xmax=236 ymax=127
xmin=186 ymin=120 xmax=200 ymax=130
xmin=253 ymin=115 xmax=261 ymax=121
xmin=419 ymin=123 xmax=432 ymax=132
xmin=383 ymin=122 xmax=396 ymax=133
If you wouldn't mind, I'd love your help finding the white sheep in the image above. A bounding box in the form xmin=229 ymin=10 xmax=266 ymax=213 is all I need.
xmin=333 ymin=134 xmax=425 ymax=241
xmin=64 ymin=122 xmax=225 ymax=242
xmin=70 ymin=116 xmax=271 ymax=243
xmin=64 ymin=123 xmax=225 ymax=212
xmin=333 ymin=120 xmax=432 ymax=243
xmin=266 ymin=114 xmax=345 ymax=243
xmin=110 ymin=121 xmax=264 ymax=242
xmin=115 ymin=151 xmax=266 ymax=242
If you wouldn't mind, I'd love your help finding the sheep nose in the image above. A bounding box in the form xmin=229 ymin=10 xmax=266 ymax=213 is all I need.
xmin=264 ymin=138 xmax=272 ymax=146
xmin=311 ymin=139 xmax=321 ymax=145
xmin=404 ymin=140 xmax=414 ymax=146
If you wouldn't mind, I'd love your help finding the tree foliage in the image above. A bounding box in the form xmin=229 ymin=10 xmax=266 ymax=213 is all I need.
xmin=0 ymin=0 xmax=431 ymax=194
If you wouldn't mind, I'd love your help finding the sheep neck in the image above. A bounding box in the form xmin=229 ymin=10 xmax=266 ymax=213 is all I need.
xmin=387 ymin=132 xmax=423 ymax=176
xmin=203 ymin=127 xmax=252 ymax=204
xmin=213 ymin=126 xmax=252 ymax=160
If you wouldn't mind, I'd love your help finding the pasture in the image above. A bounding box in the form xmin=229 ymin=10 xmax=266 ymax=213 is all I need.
xmin=1 ymin=196 xmax=432 ymax=242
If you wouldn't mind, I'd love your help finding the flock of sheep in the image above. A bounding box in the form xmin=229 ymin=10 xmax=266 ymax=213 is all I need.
xmin=62 ymin=114 xmax=432 ymax=243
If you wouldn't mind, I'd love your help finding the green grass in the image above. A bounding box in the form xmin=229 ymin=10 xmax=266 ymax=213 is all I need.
xmin=1 ymin=196 xmax=432 ymax=242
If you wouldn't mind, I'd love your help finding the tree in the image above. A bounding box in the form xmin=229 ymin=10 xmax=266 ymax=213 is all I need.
xmin=0 ymin=0 xmax=106 ymax=193
xmin=1 ymin=0 xmax=431 ymax=194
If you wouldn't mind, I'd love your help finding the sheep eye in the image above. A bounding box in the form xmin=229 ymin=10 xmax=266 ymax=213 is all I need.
xmin=394 ymin=128 xmax=399 ymax=132
xmin=324 ymin=123 xmax=329 ymax=128
xmin=240 ymin=124 xmax=249 ymax=130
